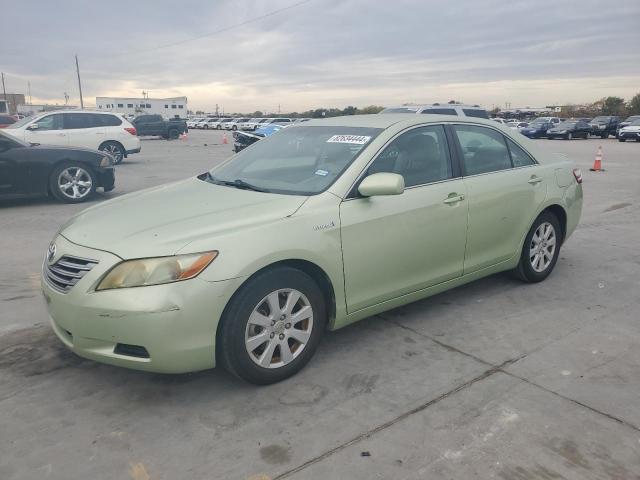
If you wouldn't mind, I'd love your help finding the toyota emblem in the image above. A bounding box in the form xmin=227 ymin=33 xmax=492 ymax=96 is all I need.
xmin=47 ymin=243 xmax=57 ymax=263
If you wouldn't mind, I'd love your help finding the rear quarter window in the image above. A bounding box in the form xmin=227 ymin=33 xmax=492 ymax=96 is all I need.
xmin=422 ymin=108 xmax=457 ymax=115
xmin=97 ymin=114 xmax=123 ymax=126
xmin=462 ymin=109 xmax=490 ymax=119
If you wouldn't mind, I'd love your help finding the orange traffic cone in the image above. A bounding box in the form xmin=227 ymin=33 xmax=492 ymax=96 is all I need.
xmin=222 ymin=132 xmax=228 ymax=145
xmin=590 ymin=146 xmax=605 ymax=172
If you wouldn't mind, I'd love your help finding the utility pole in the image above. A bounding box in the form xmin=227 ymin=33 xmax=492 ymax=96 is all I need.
xmin=75 ymin=54 xmax=84 ymax=109
xmin=1 ymin=72 xmax=6 ymax=104
xmin=28 ymin=81 xmax=32 ymax=104
xmin=215 ymin=103 xmax=219 ymax=116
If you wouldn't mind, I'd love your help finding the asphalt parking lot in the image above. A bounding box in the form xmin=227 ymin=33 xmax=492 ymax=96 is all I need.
xmin=1 ymin=130 xmax=639 ymax=479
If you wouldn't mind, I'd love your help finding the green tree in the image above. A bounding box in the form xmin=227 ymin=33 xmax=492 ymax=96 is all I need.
xmin=357 ymin=105 xmax=384 ymax=115
xmin=628 ymin=93 xmax=640 ymax=115
xmin=602 ymin=96 xmax=625 ymax=115
xmin=252 ymin=111 xmax=263 ymax=117
xmin=342 ymin=106 xmax=357 ymax=115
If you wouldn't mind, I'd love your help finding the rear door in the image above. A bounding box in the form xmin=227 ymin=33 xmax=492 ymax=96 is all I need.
xmin=451 ymin=124 xmax=547 ymax=274
xmin=63 ymin=113 xmax=106 ymax=150
xmin=24 ymin=113 xmax=67 ymax=146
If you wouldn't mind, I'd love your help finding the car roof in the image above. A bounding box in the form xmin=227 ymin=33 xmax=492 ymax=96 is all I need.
xmin=303 ymin=113 xmax=502 ymax=129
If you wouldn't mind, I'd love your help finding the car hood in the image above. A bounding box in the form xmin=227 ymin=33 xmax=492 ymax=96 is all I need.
xmin=30 ymin=144 xmax=103 ymax=156
xmin=621 ymin=126 xmax=640 ymax=132
xmin=60 ymin=177 xmax=308 ymax=259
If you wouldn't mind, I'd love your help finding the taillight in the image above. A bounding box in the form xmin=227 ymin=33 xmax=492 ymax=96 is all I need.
xmin=124 ymin=127 xmax=137 ymax=136
xmin=572 ymin=168 xmax=583 ymax=184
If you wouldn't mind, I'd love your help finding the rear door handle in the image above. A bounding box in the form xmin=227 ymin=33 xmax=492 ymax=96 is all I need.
xmin=528 ymin=176 xmax=543 ymax=185
xmin=443 ymin=193 xmax=465 ymax=205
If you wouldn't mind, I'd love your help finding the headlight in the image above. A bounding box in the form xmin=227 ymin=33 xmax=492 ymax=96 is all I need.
xmin=99 ymin=155 xmax=113 ymax=167
xmin=599 ymin=125 xmax=606 ymax=129
xmin=96 ymin=251 xmax=218 ymax=290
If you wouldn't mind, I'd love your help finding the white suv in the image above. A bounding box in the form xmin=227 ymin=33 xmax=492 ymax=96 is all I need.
xmin=381 ymin=104 xmax=489 ymax=119
xmin=5 ymin=110 xmax=140 ymax=164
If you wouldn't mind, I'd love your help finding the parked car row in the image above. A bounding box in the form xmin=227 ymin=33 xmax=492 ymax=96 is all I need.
xmin=189 ymin=117 xmax=309 ymax=131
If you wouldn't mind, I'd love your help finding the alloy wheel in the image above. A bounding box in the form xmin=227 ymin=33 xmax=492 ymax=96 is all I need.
xmin=57 ymin=167 xmax=93 ymax=200
xmin=529 ymin=222 xmax=556 ymax=272
xmin=102 ymin=143 xmax=123 ymax=162
xmin=244 ymin=289 xmax=314 ymax=369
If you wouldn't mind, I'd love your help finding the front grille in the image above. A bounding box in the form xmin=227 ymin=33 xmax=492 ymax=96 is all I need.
xmin=44 ymin=255 xmax=98 ymax=293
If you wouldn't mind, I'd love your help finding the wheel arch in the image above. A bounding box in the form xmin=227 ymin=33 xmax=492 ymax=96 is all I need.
xmin=98 ymin=140 xmax=126 ymax=156
xmin=215 ymin=258 xmax=337 ymax=336
xmin=541 ymin=203 xmax=567 ymax=244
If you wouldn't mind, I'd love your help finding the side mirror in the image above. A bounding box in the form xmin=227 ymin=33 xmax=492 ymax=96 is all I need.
xmin=27 ymin=123 xmax=39 ymax=131
xmin=358 ymin=172 xmax=405 ymax=197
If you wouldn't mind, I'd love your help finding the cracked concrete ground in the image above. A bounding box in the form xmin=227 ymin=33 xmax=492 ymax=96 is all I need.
xmin=1 ymin=131 xmax=639 ymax=479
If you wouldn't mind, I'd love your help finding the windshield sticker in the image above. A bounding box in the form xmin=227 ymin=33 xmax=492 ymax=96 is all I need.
xmin=326 ymin=135 xmax=371 ymax=145
xmin=314 ymin=169 xmax=329 ymax=176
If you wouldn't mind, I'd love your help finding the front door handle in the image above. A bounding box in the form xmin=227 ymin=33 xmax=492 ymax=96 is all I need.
xmin=443 ymin=193 xmax=465 ymax=205
xmin=528 ymin=176 xmax=543 ymax=185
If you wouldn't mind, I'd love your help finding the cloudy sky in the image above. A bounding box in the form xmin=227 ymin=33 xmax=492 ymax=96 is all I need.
xmin=4 ymin=0 xmax=640 ymax=113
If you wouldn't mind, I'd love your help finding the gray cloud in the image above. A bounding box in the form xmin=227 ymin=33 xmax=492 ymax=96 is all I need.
xmin=4 ymin=0 xmax=640 ymax=112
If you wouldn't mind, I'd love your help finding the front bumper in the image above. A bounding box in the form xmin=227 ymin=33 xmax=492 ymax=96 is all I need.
xmin=42 ymin=235 xmax=245 ymax=373
xmin=619 ymin=131 xmax=640 ymax=140
xmin=97 ymin=167 xmax=115 ymax=191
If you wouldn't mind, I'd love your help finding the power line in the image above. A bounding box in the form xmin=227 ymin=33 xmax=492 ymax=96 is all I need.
xmin=107 ymin=0 xmax=314 ymax=59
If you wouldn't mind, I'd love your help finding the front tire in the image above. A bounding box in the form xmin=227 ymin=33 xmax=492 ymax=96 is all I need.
xmin=168 ymin=129 xmax=179 ymax=140
xmin=49 ymin=163 xmax=96 ymax=203
xmin=217 ymin=267 xmax=326 ymax=384
xmin=512 ymin=212 xmax=561 ymax=283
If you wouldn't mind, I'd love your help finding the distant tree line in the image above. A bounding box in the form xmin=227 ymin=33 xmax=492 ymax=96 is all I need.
xmin=194 ymin=93 xmax=640 ymax=119
xmin=194 ymin=105 xmax=384 ymax=117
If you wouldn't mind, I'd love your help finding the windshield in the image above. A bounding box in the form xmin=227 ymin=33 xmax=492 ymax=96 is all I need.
xmin=591 ymin=116 xmax=610 ymax=123
xmin=207 ymin=125 xmax=383 ymax=195
xmin=529 ymin=120 xmax=547 ymax=126
xmin=7 ymin=115 xmax=38 ymax=129
xmin=557 ymin=122 xmax=576 ymax=127
xmin=629 ymin=119 xmax=640 ymax=126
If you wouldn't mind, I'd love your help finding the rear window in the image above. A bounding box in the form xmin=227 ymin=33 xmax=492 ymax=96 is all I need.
xmin=462 ymin=109 xmax=490 ymax=119
xmin=96 ymin=114 xmax=122 ymax=126
xmin=422 ymin=108 xmax=457 ymax=115
xmin=381 ymin=107 xmax=420 ymax=114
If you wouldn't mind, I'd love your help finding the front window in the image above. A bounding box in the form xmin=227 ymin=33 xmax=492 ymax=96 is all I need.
xmin=367 ymin=125 xmax=453 ymax=187
xmin=207 ymin=126 xmax=382 ymax=195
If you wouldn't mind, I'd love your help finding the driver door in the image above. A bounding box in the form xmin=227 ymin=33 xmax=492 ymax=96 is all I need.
xmin=24 ymin=113 xmax=68 ymax=146
xmin=339 ymin=125 xmax=468 ymax=313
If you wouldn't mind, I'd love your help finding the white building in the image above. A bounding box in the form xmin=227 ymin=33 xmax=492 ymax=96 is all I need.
xmin=95 ymin=96 xmax=188 ymax=118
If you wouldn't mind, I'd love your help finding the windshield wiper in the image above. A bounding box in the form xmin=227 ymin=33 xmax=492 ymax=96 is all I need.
xmin=200 ymin=172 xmax=267 ymax=192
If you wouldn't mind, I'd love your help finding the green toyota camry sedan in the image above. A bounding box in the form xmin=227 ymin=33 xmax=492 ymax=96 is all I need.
xmin=42 ymin=114 xmax=583 ymax=384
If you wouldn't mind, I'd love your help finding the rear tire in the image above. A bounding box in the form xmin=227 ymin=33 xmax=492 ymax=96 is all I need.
xmin=512 ymin=211 xmax=562 ymax=283
xmin=217 ymin=267 xmax=326 ymax=385
xmin=168 ymin=129 xmax=179 ymax=140
xmin=98 ymin=141 xmax=125 ymax=164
